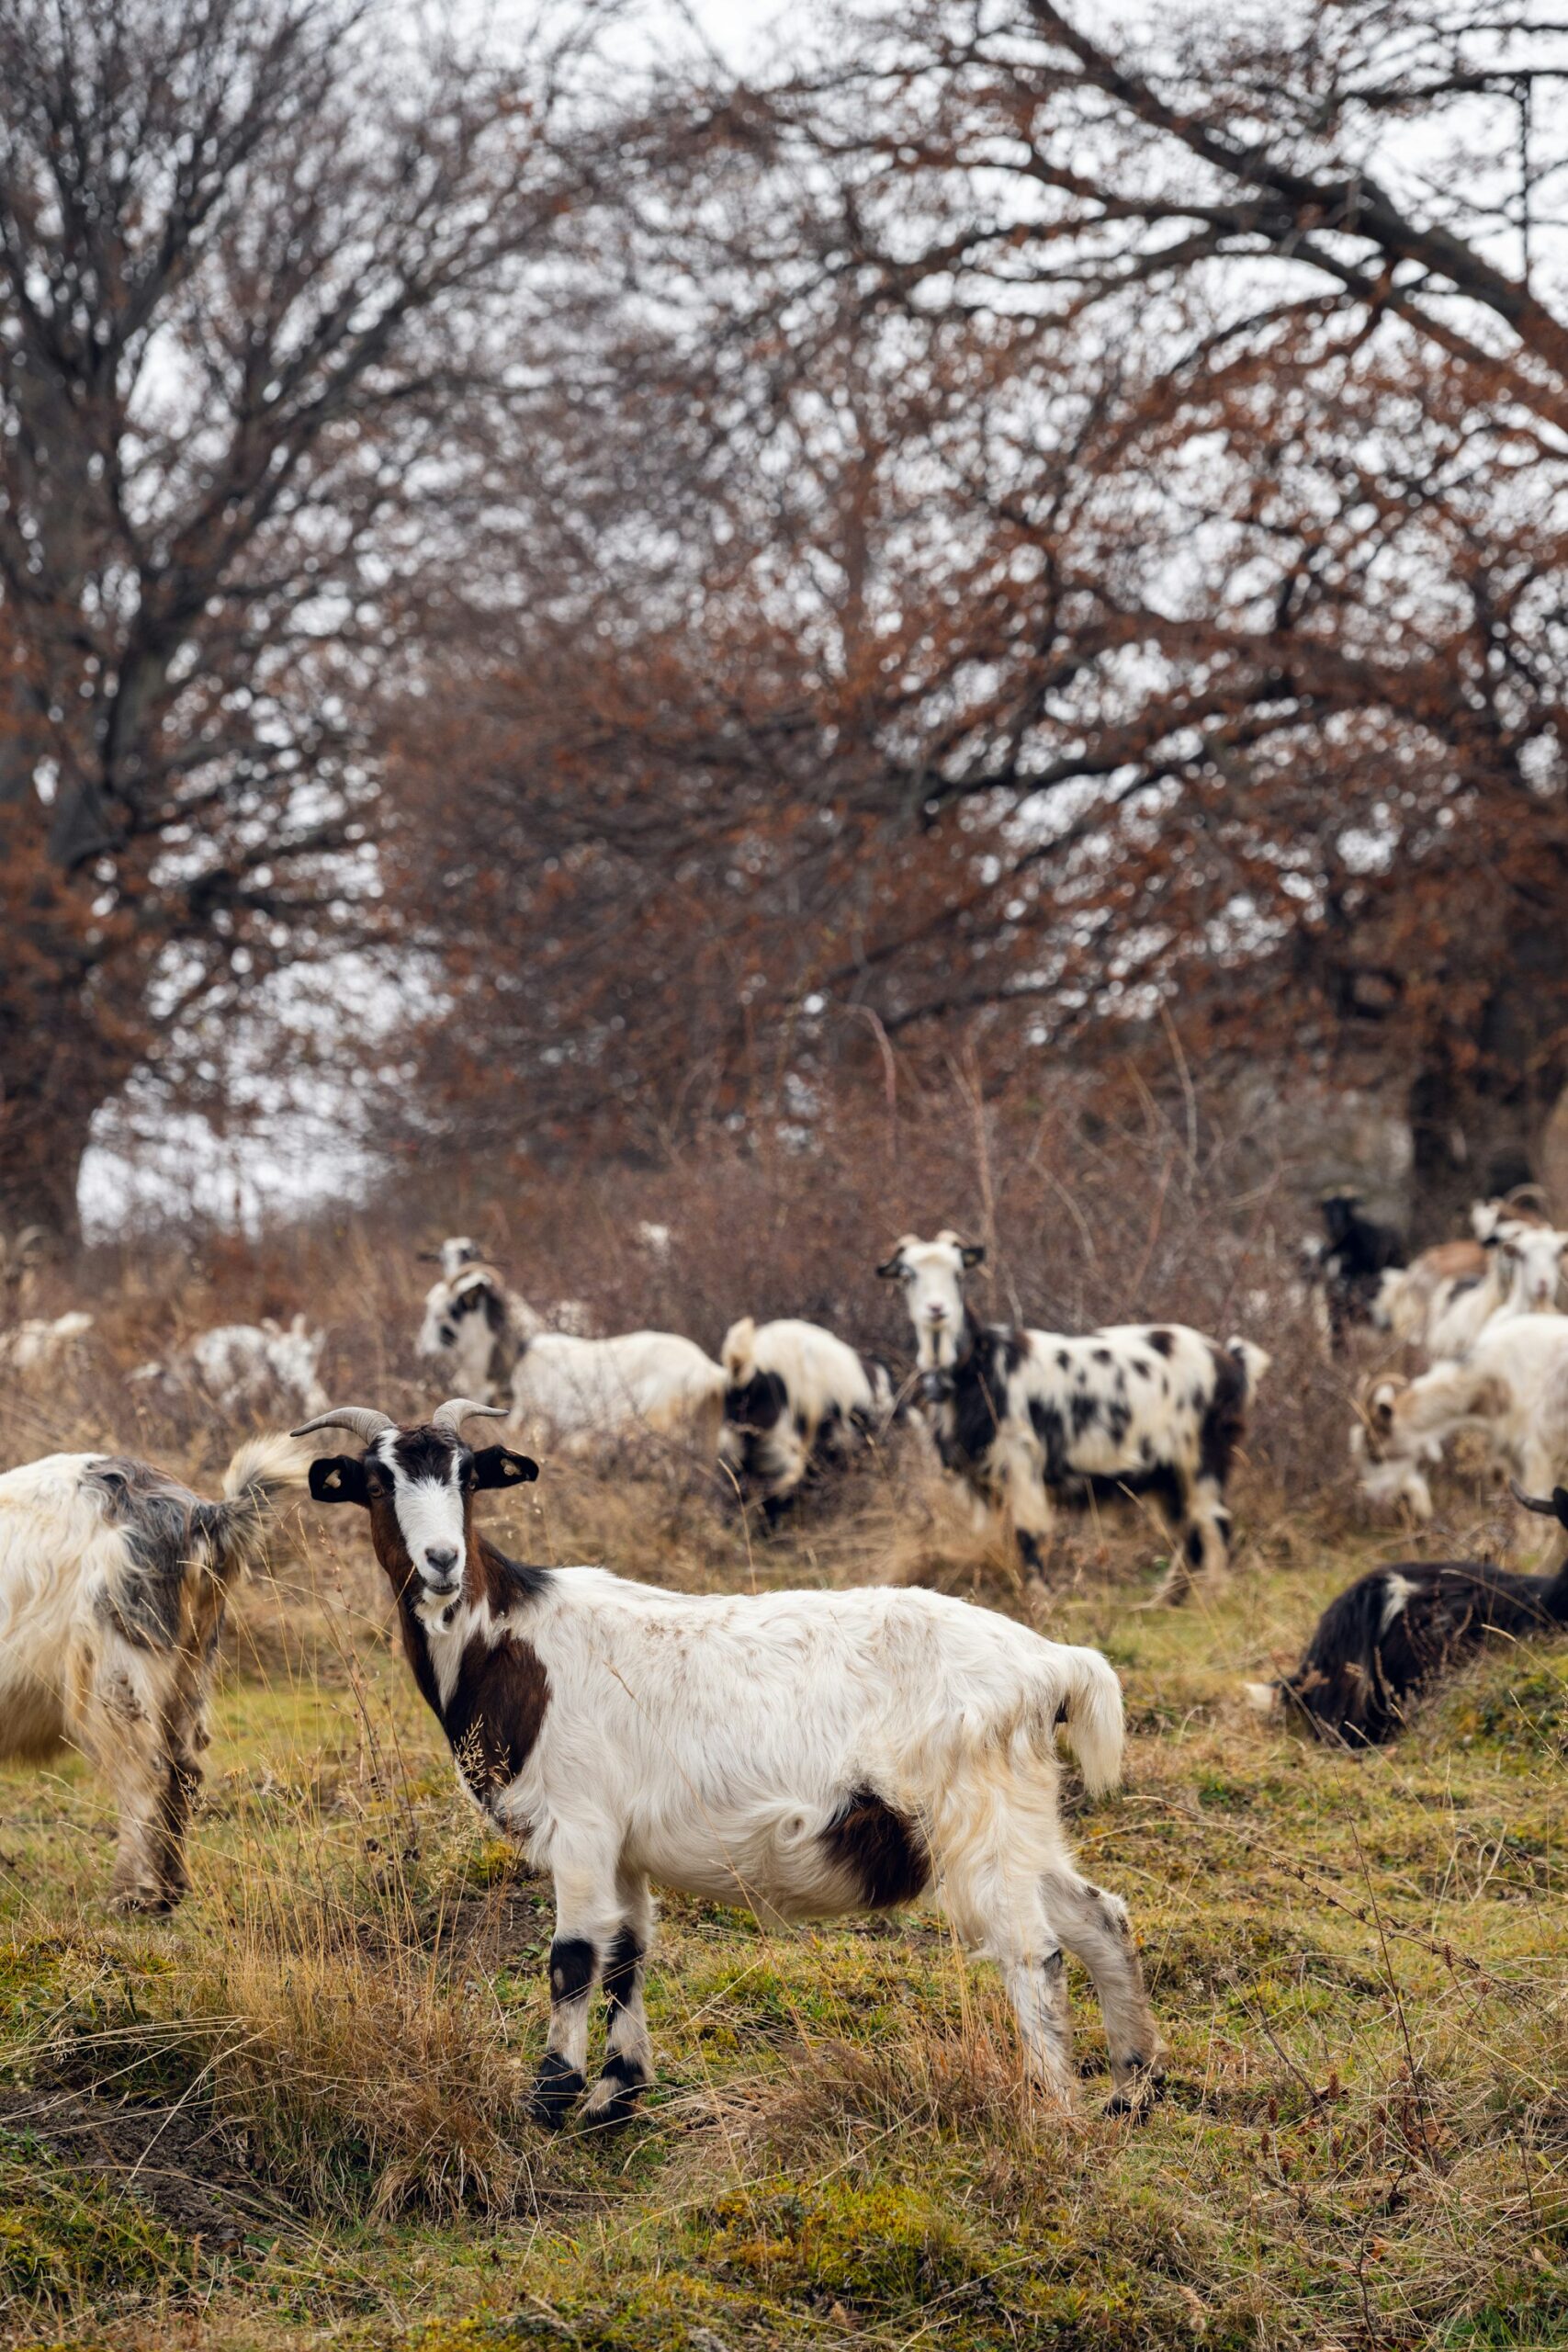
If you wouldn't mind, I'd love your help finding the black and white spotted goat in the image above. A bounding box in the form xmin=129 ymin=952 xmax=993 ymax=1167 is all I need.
xmin=1245 ymin=1481 xmax=1568 ymax=1744
xmin=0 ymin=1434 xmax=306 ymax=1909
xmin=877 ymin=1233 xmax=1270 ymax=1600
xmin=717 ymin=1316 xmax=898 ymax=1521
xmin=296 ymin=1395 xmax=1166 ymax=2130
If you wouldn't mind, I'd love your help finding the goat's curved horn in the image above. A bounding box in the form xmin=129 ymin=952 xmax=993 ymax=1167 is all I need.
xmin=291 ymin=1406 xmax=396 ymax=1443
xmin=430 ymin=1397 xmax=509 ymax=1437
xmin=1510 ymin=1478 xmax=1565 ymax=1518
xmin=14 ymin=1226 xmax=48 ymax=1259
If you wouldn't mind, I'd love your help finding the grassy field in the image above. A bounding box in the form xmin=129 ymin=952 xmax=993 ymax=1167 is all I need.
xmin=3 ymin=1454 xmax=1567 ymax=2352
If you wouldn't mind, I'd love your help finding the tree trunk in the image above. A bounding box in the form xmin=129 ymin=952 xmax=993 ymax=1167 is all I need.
xmin=0 ymin=1088 xmax=99 ymax=1242
xmin=1407 ymin=933 xmax=1568 ymax=1242
xmin=0 ymin=983 xmax=141 ymax=1244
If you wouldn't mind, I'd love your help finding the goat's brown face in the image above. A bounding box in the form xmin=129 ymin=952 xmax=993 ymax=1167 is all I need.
xmin=310 ymin=1427 xmax=537 ymax=1601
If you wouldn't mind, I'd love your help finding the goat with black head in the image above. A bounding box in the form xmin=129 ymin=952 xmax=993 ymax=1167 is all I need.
xmin=1246 ymin=1479 xmax=1568 ymax=1744
xmin=299 ymin=1395 xmax=1162 ymax=2132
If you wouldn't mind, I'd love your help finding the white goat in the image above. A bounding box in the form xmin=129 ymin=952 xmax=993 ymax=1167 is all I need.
xmin=0 ymin=1435 xmax=306 ymax=1909
xmin=1416 ymin=1221 xmax=1566 ymax=1361
xmin=878 ymin=1232 xmax=1269 ymax=1600
xmin=132 ymin=1316 xmax=328 ymax=1422
xmin=0 ymin=1309 xmax=94 ymax=1375
xmin=298 ymin=1398 xmax=1166 ymax=2129
xmin=718 ymin=1316 xmax=897 ymax=1519
xmin=1352 ymin=1313 xmax=1568 ymax=1521
xmin=510 ymin=1329 xmax=728 ymax=1453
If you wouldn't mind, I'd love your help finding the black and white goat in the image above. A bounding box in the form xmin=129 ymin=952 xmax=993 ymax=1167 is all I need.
xmin=416 ymin=1255 xmax=596 ymax=1410
xmin=297 ymin=1396 xmax=1165 ymax=2129
xmin=0 ymin=1435 xmax=306 ymax=1909
xmin=718 ymin=1316 xmax=897 ymax=1521
xmin=1245 ymin=1481 xmax=1568 ymax=1745
xmin=877 ymin=1233 xmax=1269 ymax=1600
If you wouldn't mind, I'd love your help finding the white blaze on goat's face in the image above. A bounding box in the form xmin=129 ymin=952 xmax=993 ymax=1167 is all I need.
xmin=369 ymin=1433 xmax=468 ymax=1598
xmin=878 ymin=1233 xmax=983 ymax=1371
xmin=1500 ymin=1224 xmax=1568 ymax=1311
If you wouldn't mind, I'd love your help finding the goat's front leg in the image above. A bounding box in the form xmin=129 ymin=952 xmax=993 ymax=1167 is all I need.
xmin=948 ymin=1862 xmax=1077 ymax=2108
xmin=528 ymin=1849 xmax=624 ymax=2131
xmin=994 ymin=1430 xmax=1053 ymax=1586
xmin=1042 ymin=1868 xmax=1166 ymax=2114
xmin=581 ymin=1869 xmax=655 ymax=2131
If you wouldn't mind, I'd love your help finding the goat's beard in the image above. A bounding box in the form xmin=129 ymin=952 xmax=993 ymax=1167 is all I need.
xmin=916 ymin=1322 xmax=960 ymax=1374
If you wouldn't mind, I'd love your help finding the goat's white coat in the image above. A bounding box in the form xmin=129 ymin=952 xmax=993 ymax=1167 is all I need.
xmin=509 ymin=1330 xmax=727 ymax=1451
xmin=0 ymin=1310 xmax=94 ymax=1374
xmin=452 ymin=1572 xmax=1122 ymax=1905
xmin=1353 ymin=1312 xmax=1568 ymax=1521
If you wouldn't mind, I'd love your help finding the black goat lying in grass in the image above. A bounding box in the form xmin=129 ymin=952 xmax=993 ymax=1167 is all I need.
xmin=1246 ymin=1484 xmax=1568 ymax=1745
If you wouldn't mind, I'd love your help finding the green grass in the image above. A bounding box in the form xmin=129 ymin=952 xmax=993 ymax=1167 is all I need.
xmin=3 ymin=1500 xmax=1567 ymax=2352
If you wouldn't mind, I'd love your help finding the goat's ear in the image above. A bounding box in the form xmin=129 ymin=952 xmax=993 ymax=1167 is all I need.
xmin=960 ymin=1242 xmax=986 ymax=1270
xmin=309 ymin=1454 xmax=369 ymax=1508
xmin=471 ymin=1445 xmax=539 ymax=1490
xmin=874 ymin=1252 xmax=907 ymax=1280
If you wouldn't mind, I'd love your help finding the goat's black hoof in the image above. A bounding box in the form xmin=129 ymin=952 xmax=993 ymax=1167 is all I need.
xmin=527 ymin=2053 xmax=585 ymax=2131
xmin=579 ymin=2088 xmax=645 ymax=2134
xmin=1105 ymin=2062 xmax=1167 ymax=2119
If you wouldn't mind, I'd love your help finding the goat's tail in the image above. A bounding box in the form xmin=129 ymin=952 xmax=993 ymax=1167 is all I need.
xmin=1055 ymin=1645 xmax=1125 ymax=1797
xmin=1225 ymin=1337 xmax=1272 ymax=1398
xmin=205 ymin=1432 xmax=315 ymax=1579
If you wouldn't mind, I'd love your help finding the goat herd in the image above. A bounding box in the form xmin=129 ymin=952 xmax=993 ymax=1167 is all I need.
xmin=1 ymin=1204 xmax=1565 ymax=2131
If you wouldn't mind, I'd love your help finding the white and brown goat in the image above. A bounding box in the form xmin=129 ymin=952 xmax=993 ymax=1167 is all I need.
xmin=298 ymin=1396 xmax=1165 ymax=2132
xmin=0 ymin=1435 xmax=306 ymax=1909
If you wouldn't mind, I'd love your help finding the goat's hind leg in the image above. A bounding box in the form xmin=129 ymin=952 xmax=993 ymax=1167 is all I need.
xmin=74 ymin=1652 xmax=176 ymax=1914
xmin=1155 ymin=1473 xmax=1229 ymax=1604
xmin=1043 ymin=1868 xmax=1166 ymax=2114
xmin=581 ymin=1869 xmax=655 ymax=2131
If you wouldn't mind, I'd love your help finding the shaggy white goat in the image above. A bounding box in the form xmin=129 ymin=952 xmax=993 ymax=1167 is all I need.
xmin=131 ymin=1315 xmax=328 ymax=1422
xmin=0 ymin=1309 xmax=94 ymax=1374
xmin=0 ymin=1435 xmax=306 ymax=1909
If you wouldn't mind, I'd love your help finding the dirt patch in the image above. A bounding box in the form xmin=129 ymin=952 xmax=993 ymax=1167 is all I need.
xmin=0 ymin=2080 xmax=299 ymax=2247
